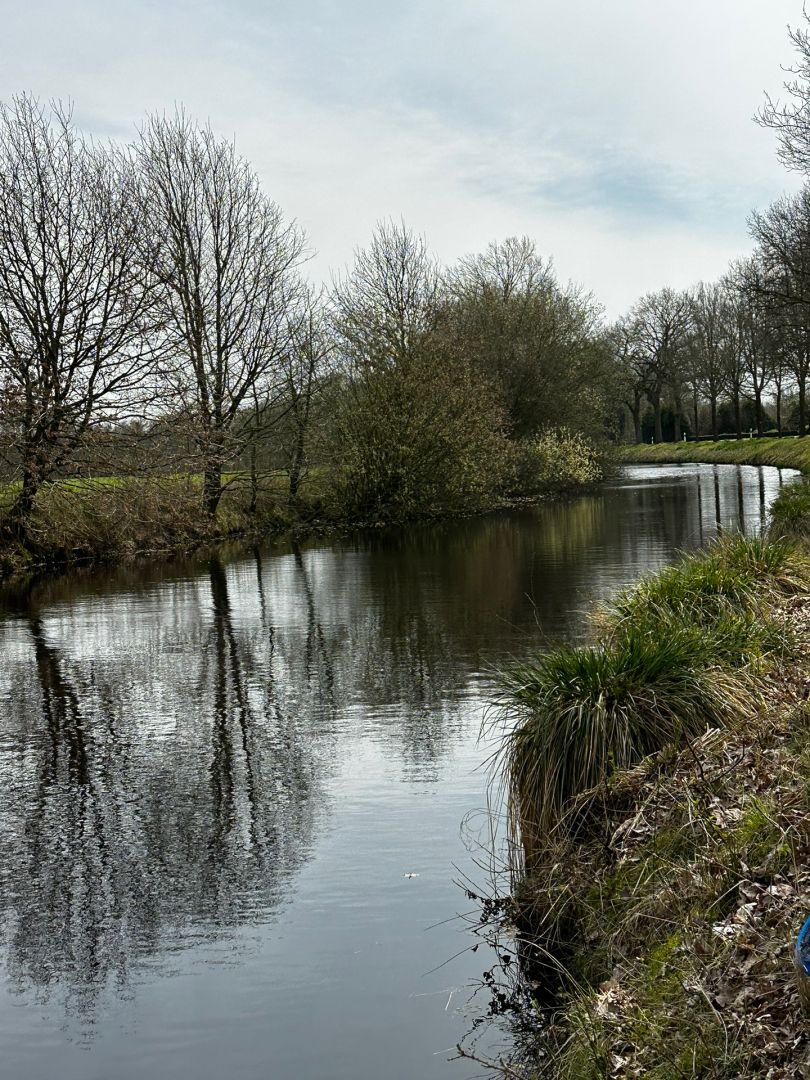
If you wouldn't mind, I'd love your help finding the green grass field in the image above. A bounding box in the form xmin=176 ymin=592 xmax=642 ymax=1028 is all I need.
xmin=0 ymin=467 xmax=330 ymax=506
xmin=619 ymin=436 xmax=810 ymax=473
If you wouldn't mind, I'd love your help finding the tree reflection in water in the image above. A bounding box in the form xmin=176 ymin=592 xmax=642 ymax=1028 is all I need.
xmin=0 ymin=557 xmax=336 ymax=1028
xmin=0 ymin=462 xmax=796 ymax=1054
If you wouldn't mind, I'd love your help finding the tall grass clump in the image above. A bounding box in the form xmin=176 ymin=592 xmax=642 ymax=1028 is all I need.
xmin=497 ymin=534 xmax=810 ymax=863
xmin=606 ymin=533 xmax=810 ymax=635
xmin=498 ymin=628 xmax=750 ymax=860
xmin=624 ymin=605 xmax=793 ymax=670
xmin=768 ymin=482 xmax=810 ymax=540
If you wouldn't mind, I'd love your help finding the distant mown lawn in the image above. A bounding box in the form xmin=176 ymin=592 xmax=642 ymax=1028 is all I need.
xmin=0 ymin=467 xmax=334 ymax=511
xmin=619 ymin=436 xmax=810 ymax=475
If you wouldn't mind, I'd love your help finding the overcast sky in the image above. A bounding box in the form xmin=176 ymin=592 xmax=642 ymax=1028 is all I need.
xmin=0 ymin=0 xmax=806 ymax=315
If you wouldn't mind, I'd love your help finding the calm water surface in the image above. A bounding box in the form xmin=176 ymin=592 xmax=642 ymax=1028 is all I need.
xmin=0 ymin=463 xmax=798 ymax=1080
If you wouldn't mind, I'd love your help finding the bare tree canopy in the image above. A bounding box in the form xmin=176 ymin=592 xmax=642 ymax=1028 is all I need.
xmin=685 ymin=281 xmax=735 ymax=440
xmin=0 ymin=95 xmax=157 ymax=525
xmin=626 ymin=288 xmax=691 ymax=443
xmin=331 ymin=219 xmax=440 ymax=370
xmin=450 ymin=235 xmax=557 ymax=302
xmin=759 ymin=12 xmax=810 ymax=173
xmin=135 ymin=111 xmax=306 ymax=515
xmin=282 ymin=289 xmax=334 ymax=501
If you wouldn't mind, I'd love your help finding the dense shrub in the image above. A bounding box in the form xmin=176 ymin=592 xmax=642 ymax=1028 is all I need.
xmin=331 ymin=352 xmax=511 ymax=521
xmin=506 ymin=428 xmax=606 ymax=497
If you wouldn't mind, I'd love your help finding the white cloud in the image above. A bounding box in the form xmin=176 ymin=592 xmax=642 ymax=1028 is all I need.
xmin=0 ymin=0 xmax=805 ymax=314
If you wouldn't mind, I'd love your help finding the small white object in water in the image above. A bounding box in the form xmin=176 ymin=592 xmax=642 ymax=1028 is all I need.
xmin=403 ymin=872 xmax=419 ymax=879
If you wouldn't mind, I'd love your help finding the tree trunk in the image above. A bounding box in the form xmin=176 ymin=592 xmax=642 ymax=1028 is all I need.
xmin=203 ymin=461 xmax=222 ymax=517
xmin=15 ymin=466 xmax=38 ymax=522
xmin=776 ymin=386 xmax=783 ymax=436
xmin=9 ymin=452 xmax=43 ymax=535
xmin=652 ymin=393 xmax=663 ymax=444
xmin=692 ymin=388 xmax=699 ymax=440
xmin=288 ymin=424 xmax=307 ymax=503
xmin=754 ymin=384 xmax=763 ymax=435
xmin=631 ymin=390 xmax=642 ymax=444
xmin=9 ymin=442 xmax=46 ymax=535
xmin=710 ymin=395 xmax=718 ymax=440
xmin=800 ymin=374 xmax=807 ymax=437
xmin=734 ymin=390 xmax=742 ymax=440
xmin=248 ymin=444 xmax=259 ymax=515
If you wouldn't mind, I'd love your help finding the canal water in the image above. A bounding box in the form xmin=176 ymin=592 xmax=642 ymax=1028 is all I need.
xmin=0 ymin=463 xmax=798 ymax=1080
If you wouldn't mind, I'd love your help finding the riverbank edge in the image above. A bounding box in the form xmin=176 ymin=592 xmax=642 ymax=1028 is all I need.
xmin=490 ymin=535 xmax=810 ymax=1078
xmin=0 ymin=481 xmax=597 ymax=586
xmin=619 ymin=436 xmax=810 ymax=474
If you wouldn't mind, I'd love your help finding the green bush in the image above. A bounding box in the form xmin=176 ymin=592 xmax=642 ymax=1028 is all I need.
xmin=331 ymin=351 xmax=510 ymax=521
xmin=506 ymin=428 xmax=607 ymax=497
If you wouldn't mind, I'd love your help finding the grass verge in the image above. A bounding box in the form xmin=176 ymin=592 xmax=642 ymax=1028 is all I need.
xmin=619 ymin=436 xmax=810 ymax=474
xmin=0 ymin=471 xmax=328 ymax=579
xmin=488 ymin=534 xmax=810 ymax=1078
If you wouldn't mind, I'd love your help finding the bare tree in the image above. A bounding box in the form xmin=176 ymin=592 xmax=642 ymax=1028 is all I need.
xmin=610 ymin=317 xmax=647 ymax=443
xmin=688 ymin=281 xmax=729 ymax=439
xmin=749 ymin=188 xmax=810 ymax=433
xmin=0 ymin=96 xmax=157 ymax=531
xmin=332 ymin=218 xmax=440 ymax=371
xmin=729 ymin=259 xmax=775 ymax=435
xmin=759 ymin=11 xmax=810 ymax=174
xmin=769 ymin=323 xmax=793 ymax=434
xmin=279 ymin=288 xmax=334 ymax=504
xmin=629 ymin=288 xmax=691 ymax=442
xmin=719 ymin=276 xmax=752 ymax=440
xmin=135 ymin=111 xmax=305 ymax=517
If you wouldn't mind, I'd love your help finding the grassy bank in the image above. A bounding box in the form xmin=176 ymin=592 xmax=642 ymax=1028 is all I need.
xmin=620 ymin=436 xmax=810 ymax=473
xmin=490 ymin=533 xmax=810 ymax=1078
xmin=0 ymin=471 xmax=330 ymax=579
xmin=0 ymin=448 xmax=610 ymax=583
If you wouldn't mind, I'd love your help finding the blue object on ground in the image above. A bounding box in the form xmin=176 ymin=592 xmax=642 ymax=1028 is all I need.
xmin=794 ymin=913 xmax=810 ymax=1000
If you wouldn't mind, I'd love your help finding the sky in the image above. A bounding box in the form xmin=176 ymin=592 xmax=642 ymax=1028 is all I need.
xmin=0 ymin=0 xmax=806 ymax=316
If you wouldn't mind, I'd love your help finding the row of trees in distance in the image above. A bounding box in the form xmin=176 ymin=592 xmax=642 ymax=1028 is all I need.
xmin=613 ymin=252 xmax=810 ymax=445
xmin=614 ymin=14 xmax=810 ymax=446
